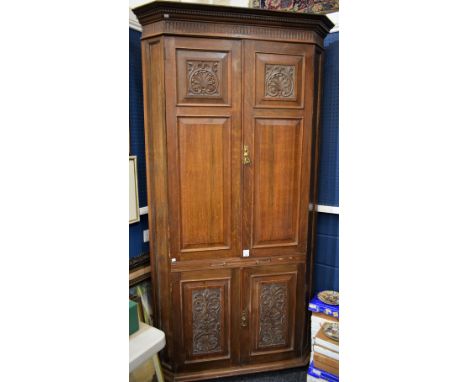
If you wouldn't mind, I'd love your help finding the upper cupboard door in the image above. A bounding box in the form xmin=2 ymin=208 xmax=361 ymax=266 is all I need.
xmin=164 ymin=37 xmax=242 ymax=261
xmin=243 ymin=40 xmax=315 ymax=257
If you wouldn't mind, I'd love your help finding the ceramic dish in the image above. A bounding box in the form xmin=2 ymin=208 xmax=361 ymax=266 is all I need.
xmin=317 ymin=290 xmax=339 ymax=306
xmin=323 ymin=322 xmax=339 ymax=342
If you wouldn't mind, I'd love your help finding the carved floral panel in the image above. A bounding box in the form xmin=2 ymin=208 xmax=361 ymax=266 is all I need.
xmin=192 ymin=287 xmax=222 ymax=355
xmin=187 ymin=61 xmax=221 ymax=97
xmin=265 ymin=64 xmax=295 ymax=98
xmin=258 ymin=283 xmax=288 ymax=347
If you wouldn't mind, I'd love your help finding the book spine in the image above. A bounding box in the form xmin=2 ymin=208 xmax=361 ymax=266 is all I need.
xmin=313 ymin=345 xmax=339 ymax=360
xmin=314 ymin=337 xmax=339 ymax=353
xmin=312 ymin=368 xmax=339 ymax=382
xmin=312 ymin=315 xmax=337 ymax=324
xmin=312 ymin=312 xmax=339 ymax=322
xmin=308 ymin=303 xmax=339 ymax=318
xmin=309 ymin=303 xmax=320 ymax=312
xmin=314 ymin=359 xmax=339 ymax=377
xmin=310 ymin=362 xmax=339 ymax=382
xmin=314 ymin=352 xmax=339 ymax=369
xmin=308 ymin=373 xmax=330 ymax=382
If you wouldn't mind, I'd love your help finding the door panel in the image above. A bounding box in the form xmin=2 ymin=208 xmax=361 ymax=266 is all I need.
xmin=240 ymin=263 xmax=305 ymax=364
xmin=176 ymin=49 xmax=231 ymax=106
xmin=178 ymin=116 xmax=232 ymax=252
xmin=252 ymin=117 xmax=303 ymax=248
xmin=252 ymin=274 xmax=295 ymax=352
xmin=254 ymin=53 xmax=305 ymax=109
xmin=165 ymin=37 xmax=242 ymax=261
xmin=243 ymin=40 xmax=315 ymax=257
xmin=172 ymin=268 xmax=240 ymax=371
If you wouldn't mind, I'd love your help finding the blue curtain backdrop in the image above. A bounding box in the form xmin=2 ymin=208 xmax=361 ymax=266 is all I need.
xmin=129 ymin=28 xmax=149 ymax=259
xmin=313 ymin=32 xmax=339 ymax=293
xmin=129 ymin=28 xmax=339 ymax=291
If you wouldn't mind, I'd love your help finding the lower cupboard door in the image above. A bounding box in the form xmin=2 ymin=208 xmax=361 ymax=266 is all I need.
xmin=240 ymin=263 xmax=305 ymax=364
xmin=171 ymin=268 xmax=240 ymax=371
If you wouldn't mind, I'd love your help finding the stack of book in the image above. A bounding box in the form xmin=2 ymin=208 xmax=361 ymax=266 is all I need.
xmin=307 ymin=293 xmax=339 ymax=381
xmin=308 ymin=294 xmax=339 ymax=318
xmin=310 ymin=312 xmax=338 ymax=351
xmin=308 ymin=360 xmax=338 ymax=382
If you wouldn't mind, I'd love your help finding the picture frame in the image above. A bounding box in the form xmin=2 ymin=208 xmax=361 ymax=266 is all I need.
xmin=129 ymin=156 xmax=140 ymax=224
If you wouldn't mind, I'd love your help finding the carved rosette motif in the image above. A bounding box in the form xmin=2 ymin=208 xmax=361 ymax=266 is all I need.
xmin=265 ymin=64 xmax=295 ymax=98
xmin=187 ymin=61 xmax=220 ymax=96
xmin=192 ymin=288 xmax=222 ymax=355
xmin=258 ymin=283 xmax=288 ymax=347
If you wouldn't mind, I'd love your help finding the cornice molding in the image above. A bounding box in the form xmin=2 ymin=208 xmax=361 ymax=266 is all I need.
xmin=140 ymin=19 xmax=323 ymax=45
xmin=133 ymin=1 xmax=334 ymax=38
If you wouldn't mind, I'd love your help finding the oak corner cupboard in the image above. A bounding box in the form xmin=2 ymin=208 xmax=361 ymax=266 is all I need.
xmin=133 ymin=2 xmax=333 ymax=380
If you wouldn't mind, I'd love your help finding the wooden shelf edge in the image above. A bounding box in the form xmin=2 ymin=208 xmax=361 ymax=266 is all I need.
xmin=129 ymin=265 xmax=152 ymax=286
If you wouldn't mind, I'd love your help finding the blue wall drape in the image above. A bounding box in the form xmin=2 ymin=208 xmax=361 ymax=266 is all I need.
xmin=313 ymin=32 xmax=339 ymax=293
xmin=129 ymin=28 xmax=149 ymax=259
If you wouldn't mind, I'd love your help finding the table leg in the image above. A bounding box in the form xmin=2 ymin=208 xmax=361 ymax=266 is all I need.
xmin=152 ymin=354 xmax=165 ymax=382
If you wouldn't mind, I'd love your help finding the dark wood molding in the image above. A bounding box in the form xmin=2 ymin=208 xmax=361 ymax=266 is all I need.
xmin=129 ymin=266 xmax=152 ymax=287
xmin=129 ymin=253 xmax=152 ymax=287
xmin=133 ymin=1 xmax=334 ymax=38
xmin=170 ymin=254 xmax=306 ymax=272
xmin=163 ymin=352 xmax=310 ymax=381
xmin=141 ymin=20 xmax=325 ymax=45
xmin=129 ymin=252 xmax=150 ymax=270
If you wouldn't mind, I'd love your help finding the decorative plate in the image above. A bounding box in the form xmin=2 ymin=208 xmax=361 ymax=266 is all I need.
xmin=317 ymin=290 xmax=339 ymax=306
xmin=323 ymin=322 xmax=339 ymax=342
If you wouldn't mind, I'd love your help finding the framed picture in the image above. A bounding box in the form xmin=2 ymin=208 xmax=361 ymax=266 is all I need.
xmin=129 ymin=279 xmax=154 ymax=326
xmin=129 ymin=156 xmax=140 ymax=224
xmin=253 ymin=0 xmax=339 ymax=14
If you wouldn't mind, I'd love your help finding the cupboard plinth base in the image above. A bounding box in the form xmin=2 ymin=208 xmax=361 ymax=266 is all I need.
xmin=163 ymin=353 xmax=310 ymax=382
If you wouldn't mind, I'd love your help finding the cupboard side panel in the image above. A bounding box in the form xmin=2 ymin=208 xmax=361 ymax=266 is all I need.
xmin=141 ymin=36 xmax=174 ymax=368
xmin=304 ymin=46 xmax=325 ymax=355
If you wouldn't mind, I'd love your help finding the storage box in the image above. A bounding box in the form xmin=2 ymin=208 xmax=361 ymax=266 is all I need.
xmin=129 ymin=300 xmax=140 ymax=335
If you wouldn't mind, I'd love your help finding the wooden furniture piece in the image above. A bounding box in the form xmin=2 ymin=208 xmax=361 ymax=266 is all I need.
xmin=133 ymin=2 xmax=333 ymax=381
xmin=129 ymin=322 xmax=166 ymax=382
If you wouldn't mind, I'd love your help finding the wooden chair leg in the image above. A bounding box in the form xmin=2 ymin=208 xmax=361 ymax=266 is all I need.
xmin=152 ymin=354 xmax=164 ymax=382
